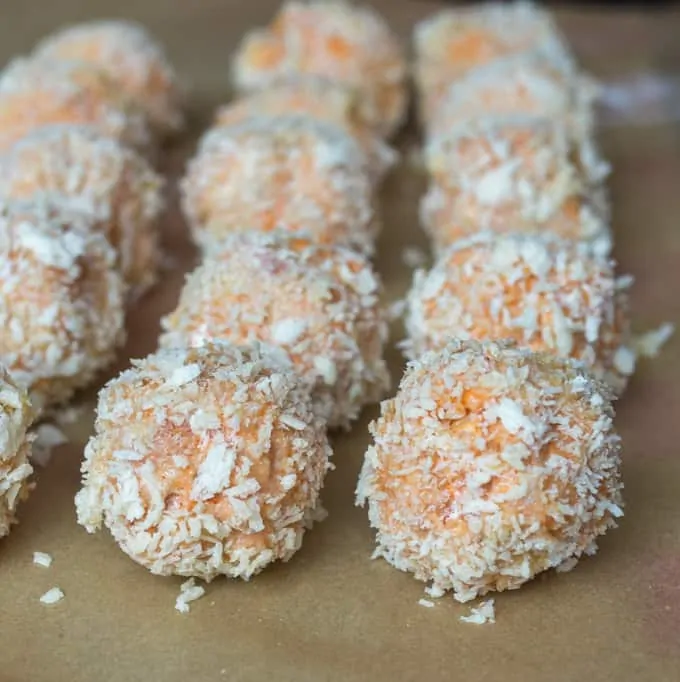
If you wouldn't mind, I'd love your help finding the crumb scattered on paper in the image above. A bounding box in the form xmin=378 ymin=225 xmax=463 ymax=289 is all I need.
xmin=425 ymin=584 xmax=446 ymax=599
xmin=31 ymin=423 xmax=68 ymax=467
xmin=634 ymin=322 xmax=674 ymax=358
xmin=460 ymin=599 xmax=495 ymax=625
xmin=33 ymin=552 xmax=53 ymax=568
xmin=40 ymin=587 xmax=64 ymax=605
xmin=418 ymin=598 xmax=435 ymax=608
xmin=175 ymin=578 xmax=206 ymax=614
xmin=401 ymin=246 xmax=428 ymax=269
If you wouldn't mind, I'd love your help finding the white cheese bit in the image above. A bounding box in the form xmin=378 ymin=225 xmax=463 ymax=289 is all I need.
xmin=175 ymin=578 xmax=206 ymax=614
xmin=634 ymin=322 xmax=674 ymax=358
xmin=418 ymin=598 xmax=435 ymax=608
xmin=31 ymin=423 xmax=68 ymax=467
xmin=40 ymin=587 xmax=64 ymax=605
xmin=460 ymin=599 xmax=496 ymax=625
xmin=33 ymin=551 xmax=53 ymax=568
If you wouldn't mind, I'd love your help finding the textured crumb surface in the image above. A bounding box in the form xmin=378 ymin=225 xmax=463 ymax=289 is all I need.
xmin=0 ymin=124 xmax=164 ymax=294
xmin=75 ymin=343 xmax=332 ymax=580
xmin=231 ymin=0 xmax=408 ymax=137
xmin=405 ymin=233 xmax=634 ymax=394
xmin=357 ymin=339 xmax=624 ymax=602
xmin=0 ymin=365 xmax=34 ymax=540
xmin=0 ymin=199 xmax=126 ymax=413
xmin=181 ymin=115 xmax=378 ymax=254
xmin=421 ymin=115 xmax=611 ymax=253
xmin=159 ymin=231 xmax=390 ymax=428
xmin=34 ymin=19 xmax=184 ymax=134
xmin=0 ymin=57 xmax=151 ymax=152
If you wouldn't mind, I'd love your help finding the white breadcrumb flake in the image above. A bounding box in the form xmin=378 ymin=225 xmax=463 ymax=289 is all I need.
xmin=634 ymin=322 xmax=674 ymax=358
xmin=175 ymin=578 xmax=206 ymax=614
xmin=401 ymin=247 xmax=428 ymax=269
xmin=418 ymin=598 xmax=435 ymax=608
xmin=31 ymin=423 xmax=68 ymax=467
xmin=40 ymin=587 xmax=64 ymax=605
xmin=33 ymin=551 xmax=53 ymax=568
xmin=460 ymin=599 xmax=496 ymax=625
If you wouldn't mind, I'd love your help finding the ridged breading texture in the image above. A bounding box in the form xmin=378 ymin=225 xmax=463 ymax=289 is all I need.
xmin=357 ymin=339 xmax=624 ymax=602
xmin=75 ymin=343 xmax=332 ymax=581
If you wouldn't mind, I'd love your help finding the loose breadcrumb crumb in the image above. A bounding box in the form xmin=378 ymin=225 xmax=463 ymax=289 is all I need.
xmin=40 ymin=587 xmax=64 ymax=604
xmin=32 ymin=424 xmax=68 ymax=467
xmin=418 ymin=598 xmax=435 ymax=608
xmin=175 ymin=578 xmax=206 ymax=614
xmin=634 ymin=322 xmax=674 ymax=358
xmin=33 ymin=551 xmax=53 ymax=568
xmin=460 ymin=599 xmax=495 ymax=625
xmin=401 ymin=247 xmax=428 ymax=269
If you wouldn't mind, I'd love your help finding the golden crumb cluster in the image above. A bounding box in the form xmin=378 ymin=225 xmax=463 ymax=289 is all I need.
xmin=0 ymin=366 xmax=35 ymax=540
xmin=231 ymin=0 xmax=408 ymax=138
xmin=182 ymin=115 xmax=378 ymax=255
xmin=357 ymin=339 xmax=624 ymax=602
xmin=0 ymin=199 xmax=126 ymax=413
xmin=160 ymin=231 xmax=390 ymax=428
xmin=0 ymin=125 xmax=164 ymax=294
xmin=405 ymin=233 xmax=635 ymax=394
xmin=76 ymin=343 xmax=332 ymax=580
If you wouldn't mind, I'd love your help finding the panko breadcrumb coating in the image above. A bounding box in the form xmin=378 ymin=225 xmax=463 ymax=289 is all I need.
xmin=421 ymin=115 xmax=611 ymax=253
xmin=231 ymin=0 xmax=408 ymax=138
xmin=357 ymin=339 xmax=624 ymax=603
xmin=0 ymin=366 xmax=35 ymax=540
xmin=414 ymin=2 xmax=573 ymax=124
xmin=214 ymin=76 xmax=397 ymax=184
xmin=159 ymin=232 xmax=390 ymax=429
xmin=0 ymin=57 xmax=151 ymax=153
xmin=0 ymin=199 xmax=126 ymax=413
xmin=181 ymin=115 xmax=377 ymax=254
xmin=426 ymin=56 xmax=598 ymax=141
xmin=75 ymin=343 xmax=332 ymax=581
xmin=33 ymin=19 xmax=184 ymax=136
xmin=0 ymin=125 xmax=164 ymax=295
xmin=405 ymin=233 xmax=635 ymax=394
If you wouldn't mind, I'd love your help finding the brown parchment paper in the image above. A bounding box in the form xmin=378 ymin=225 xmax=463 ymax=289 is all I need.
xmin=1 ymin=2 xmax=680 ymax=681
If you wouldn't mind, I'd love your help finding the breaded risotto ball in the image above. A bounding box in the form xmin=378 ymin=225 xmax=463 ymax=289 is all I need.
xmin=414 ymin=2 xmax=574 ymax=124
xmin=214 ymin=76 xmax=397 ymax=184
xmin=231 ymin=0 xmax=408 ymax=138
xmin=421 ymin=115 xmax=611 ymax=253
xmin=405 ymin=233 xmax=635 ymax=394
xmin=356 ymin=339 xmax=624 ymax=603
xmin=0 ymin=57 xmax=151 ymax=153
xmin=0 ymin=367 xmax=35 ymax=540
xmin=181 ymin=115 xmax=377 ymax=254
xmin=33 ymin=19 xmax=184 ymax=136
xmin=426 ymin=55 xmax=598 ymax=141
xmin=0 ymin=125 xmax=164 ymax=295
xmin=159 ymin=232 xmax=389 ymax=429
xmin=0 ymin=199 xmax=126 ymax=413
xmin=75 ymin=343 xmax=332 ymax=581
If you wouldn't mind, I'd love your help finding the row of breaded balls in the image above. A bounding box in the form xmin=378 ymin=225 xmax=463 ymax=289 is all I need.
xmin=0 ymin=2 xmax=661 ymax=608
xmin=0 ymin=20 xmax=182 ymax=539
